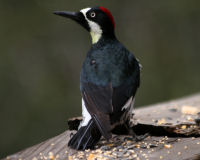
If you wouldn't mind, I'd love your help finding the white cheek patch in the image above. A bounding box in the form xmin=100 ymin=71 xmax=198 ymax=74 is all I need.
xmin=80 ymin=8 xmax=103 ymax=44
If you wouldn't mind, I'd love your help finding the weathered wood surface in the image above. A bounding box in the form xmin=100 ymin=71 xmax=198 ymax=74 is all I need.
xmin=3 ymin=94 xmax=200 ymax=160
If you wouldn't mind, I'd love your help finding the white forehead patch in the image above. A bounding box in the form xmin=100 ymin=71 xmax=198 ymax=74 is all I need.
xmin=80 ymin=7 xmax=102 ymax=44
xmin=80 ymin=8 xmax=91 ymax=15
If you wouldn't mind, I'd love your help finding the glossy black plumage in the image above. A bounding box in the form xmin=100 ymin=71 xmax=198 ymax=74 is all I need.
xmin=80 ymin=37 xmax=140 ymax=137
xmin=54 ymin=6 xmax=140 ymax=150
xmin=68 ymin=120 xmax=101 ymax=150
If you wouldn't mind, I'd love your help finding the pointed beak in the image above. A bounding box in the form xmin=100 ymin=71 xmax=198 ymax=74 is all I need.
xmin=53 ymin=11 xmax=90 ymax=31
xmin=53 ymin=11 xmax=78 ymax=20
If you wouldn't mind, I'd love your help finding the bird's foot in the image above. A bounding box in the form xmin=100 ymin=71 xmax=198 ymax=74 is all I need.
xmin=133 ymin=133 xmax=149 ymax=142
xmin=128 ymin=129 xmax=149 ymax=142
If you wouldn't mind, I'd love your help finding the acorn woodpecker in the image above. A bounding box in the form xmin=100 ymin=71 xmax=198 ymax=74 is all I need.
xmin=54 ymin=6 xmax=140 ymax=150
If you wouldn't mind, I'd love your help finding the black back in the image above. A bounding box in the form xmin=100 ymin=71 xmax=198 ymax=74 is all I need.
xmin=80 ymin=36 xmax=140 ymax=139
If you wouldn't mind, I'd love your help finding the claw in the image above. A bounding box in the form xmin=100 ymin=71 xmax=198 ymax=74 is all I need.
xmin=134 ymin=133 xmax=149 ymax=142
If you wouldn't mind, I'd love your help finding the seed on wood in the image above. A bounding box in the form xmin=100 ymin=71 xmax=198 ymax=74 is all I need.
xmin=164 ymin=144 xmax=172 ymax=149
xmin=136 ymin=144 xmax=140 ymax=148
xmin=87 ymin=154 xmax=95 ymax=160
xmin=181 ymin=125 xmax=187 ymax=129
xmin=48 ymin=152 xmax=54 ymax=160
xmin=157 ymin=119 xmax=166 ymax=125
xmin=186 ymin=116 xmax=194 ymax=121
xmin=68 ymin=156 xmax=73 ymax=160
xmin=133 ymin=154 xmax=138 ymax=158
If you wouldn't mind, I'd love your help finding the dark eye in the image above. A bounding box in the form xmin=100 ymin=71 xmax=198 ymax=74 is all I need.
xmin=90 ymin=12 xmax=96 ymax=18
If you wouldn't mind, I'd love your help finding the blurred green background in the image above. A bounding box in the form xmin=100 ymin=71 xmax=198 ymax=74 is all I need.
xmin=0 ymin=0 xmax=200 ymax=158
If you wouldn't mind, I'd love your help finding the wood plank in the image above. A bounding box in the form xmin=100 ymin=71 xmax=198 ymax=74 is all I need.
xmin=3 ymin=94 xmax=200 ymax=160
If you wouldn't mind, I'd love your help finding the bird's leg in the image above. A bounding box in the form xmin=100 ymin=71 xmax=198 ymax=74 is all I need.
xmin=124 ymin=122 xmax=149 ymax=142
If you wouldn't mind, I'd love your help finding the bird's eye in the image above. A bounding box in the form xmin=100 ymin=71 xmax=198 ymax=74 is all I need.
xmin=90 ymin=12 xmax=96 ymax=18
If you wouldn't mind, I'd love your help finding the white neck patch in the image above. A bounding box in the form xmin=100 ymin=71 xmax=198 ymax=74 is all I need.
xmin=80 ymin=8 xmax=103 ymax=44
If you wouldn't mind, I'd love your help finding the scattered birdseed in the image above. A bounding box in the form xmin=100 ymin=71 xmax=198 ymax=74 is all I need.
xmin=184 ymin=146 xmax=188 ymax=149
xmin=133 ymin=154 xmax=138 ymax=158
xmin=55 ymin=154 xmax=59 ymax=159
xmin=48 ymin=152 xmax=54 ymax=160
xmin=107 ymin=143 xmax=114 ymax=147
xmin=181 ymin=125 xmax=187 ymax=129
xmin=157 ymin=118 xmax=166 ymax=125
xmin=160 ymin=156 xmax=163 ymax=159
xmin=136 ymin=144 xmax=140 ymax=148
xmin=186 ymin=116 xmax=194 ymax=121
xmin=146 ymin=145 xmax=150 ymax=149
xmin=164 ymin=144 xmax=172 ymax=149
xmin=178 ymin=152 xmax=181 ymax=155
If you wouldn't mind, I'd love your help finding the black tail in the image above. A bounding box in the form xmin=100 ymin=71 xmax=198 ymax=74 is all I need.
xmin=68 ymin=119 xmax=101 ymax=150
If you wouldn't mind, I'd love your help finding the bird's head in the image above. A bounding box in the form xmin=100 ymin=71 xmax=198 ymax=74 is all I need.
xmin=54 ymin=6 xmax=115 ymax=44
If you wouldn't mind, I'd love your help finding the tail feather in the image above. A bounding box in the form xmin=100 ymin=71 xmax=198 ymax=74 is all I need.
xmin=68 ymin=120 xmax=101 ymax=150
xmin=93 ymin=114 xmax=112 ymax=140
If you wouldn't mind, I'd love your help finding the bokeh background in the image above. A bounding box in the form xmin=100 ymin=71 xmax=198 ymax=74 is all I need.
xmin=0 ymin=0 xmax=200 ymax=158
